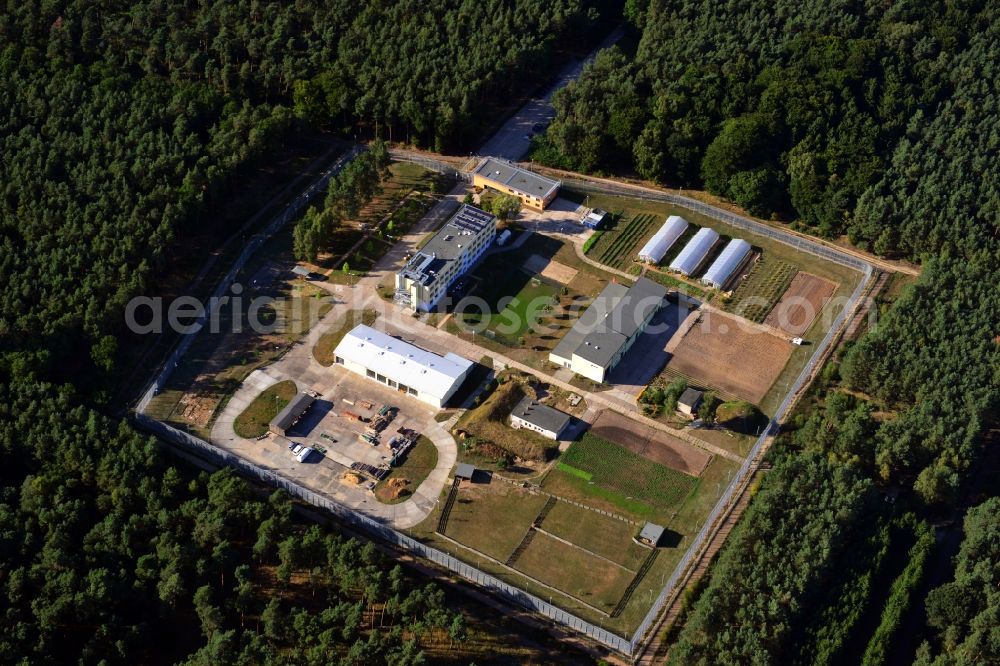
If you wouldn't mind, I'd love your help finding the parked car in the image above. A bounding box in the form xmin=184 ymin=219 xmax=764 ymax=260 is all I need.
xmin=292 ymin=444 xmax=303 ymax=455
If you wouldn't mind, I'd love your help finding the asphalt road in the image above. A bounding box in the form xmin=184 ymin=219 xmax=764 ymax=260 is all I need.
xmin=477 ymin=26 xmax=624 ymax=161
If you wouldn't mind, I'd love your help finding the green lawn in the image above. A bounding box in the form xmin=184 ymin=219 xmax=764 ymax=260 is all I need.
xmin=233 ymin=380 xmax=297 ymax=439
xmin=313 ymin=308 xmax=378 ymax=366
xmin=541 ymin=501 xmax=649 ymax=570
xmin=374 ymin=435 xmax=438 ymax=504
xmin=458 ymin=255 xmax=559 ymax=344
xmin=443 ymin=484 xmax=548 ymax=562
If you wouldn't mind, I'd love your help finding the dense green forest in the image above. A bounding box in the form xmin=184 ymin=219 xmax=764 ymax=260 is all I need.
xmin=0 ymin=0 xmax=607 ymax=388
xmin=1 ymin=0 xmax=997 ymax=662
xmin=540 ymin=0 xmax=1000 ymax=257
xmin=0 ymin=1 xmax=611 ymax=663
xmin=657 ymin=3 xmax=1000 ymax=657
xmin=669 ymin=254 xmax=999 ymax=664
xmin=916 ymin=498 xmax=1000 ymax=665
xmin=0 ymin=376 xmax=470 ymax=664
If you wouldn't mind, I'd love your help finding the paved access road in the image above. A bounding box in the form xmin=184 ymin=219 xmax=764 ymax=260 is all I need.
xmin=477 ymin=26 xmax=624 ymax=161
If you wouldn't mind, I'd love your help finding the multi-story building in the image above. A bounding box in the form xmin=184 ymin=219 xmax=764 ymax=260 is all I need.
xmin=472 ymin=157 xmax=560 ymax=211
xmin=394 ymin=204 xmax=496 ymax=312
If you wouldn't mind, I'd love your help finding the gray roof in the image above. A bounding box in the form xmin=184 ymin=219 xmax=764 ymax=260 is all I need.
xmin=510 ymin=396 xmax=572 ymax=435
xmin=569 ymin=277 xmax=668 ymax=367
xmin=292 ymin=265 xmax=311 ymax=277
xmin=456 ymin=463 xmax=476 ymax=479
xmin=678 ymin=388 xmax=704 ymax=408
xmin=574 ymin=329 xmax=628 ymax=366
xmin=475 ymin=157 xmax=560 ymax=200
xmin=550 ymin=282 xmax=629 ymax=361
xmin=398 ymin=205 xmax=495 ymax=288
xmin=269 ymin=391 xmax=314 ymax=432
xmin=639 ymin=522 xmax=665 ymax=544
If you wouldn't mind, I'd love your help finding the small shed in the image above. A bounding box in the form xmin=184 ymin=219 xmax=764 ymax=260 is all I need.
xmin=268 ymin=391 xmax=314 ymax=436
xmin=637 ymin=522 xmax=665 ymax=547
xmin=583 ymin=208 xmax=608 ymax=229
xmin=509 ymin=396 xmax=572 ymax=440
xmin=292 ymin=265 xmax=311 ymax=278
xmin=497 ymin=229 xmax=512 ymax=246
xmin=455 ymin=463 xmax=476 ymax=481
xmin=677 ymin=388 xmax=704 ymax=418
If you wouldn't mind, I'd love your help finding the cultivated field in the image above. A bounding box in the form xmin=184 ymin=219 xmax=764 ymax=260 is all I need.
xmin=590 ymin=410 xmax=711 ymax=476
xmin=556 ymin=434 xmax=699 ymax=514
xmin=586 ymin=212 xmax=660 ymax=270
xmin=724 ymin=256 xmax=798 ymax=322
xmin=764 ymin=272 xmax=838 ymax=336
xmin=666 ymin=311 xmax=795 ymax=404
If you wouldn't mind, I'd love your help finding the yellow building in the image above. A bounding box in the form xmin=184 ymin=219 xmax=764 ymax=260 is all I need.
xmin=472 ymin=157 xmax=560 ymax=211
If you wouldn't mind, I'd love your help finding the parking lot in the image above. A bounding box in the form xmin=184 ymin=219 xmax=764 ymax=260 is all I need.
xmin=607 ymin=301 xmax=695 ymax=396
xmin=212 ymin=363 xmax=457 ymax=528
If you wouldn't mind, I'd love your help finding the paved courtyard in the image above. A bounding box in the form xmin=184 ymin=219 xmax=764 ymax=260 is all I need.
xmin=213 ymin=365 xmax=456 ymax=528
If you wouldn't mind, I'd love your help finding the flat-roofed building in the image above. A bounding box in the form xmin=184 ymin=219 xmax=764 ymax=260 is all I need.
xmin=333 ymin=324 xmax=473 ymax=408
xmin=395 ymin=205 xmax=496 ymax=311
xmin=549 ymin=277 xmax=668 ymax=383
xmin=509 ymin=396 xmax=572 ymax=440
xmin=472 ymin=157 xmax=560 ymax=211
xmin=582 ymin=208 xmax=608 ymax=229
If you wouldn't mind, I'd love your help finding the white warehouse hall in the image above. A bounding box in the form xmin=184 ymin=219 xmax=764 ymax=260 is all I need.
xmin=333 ymin=324 xmax=473 ymax=408
xmin=638 ymin=215 xmax=689 ymax=264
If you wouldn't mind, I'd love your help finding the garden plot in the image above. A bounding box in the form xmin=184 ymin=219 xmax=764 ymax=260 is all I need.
xmin=764 ymin=272 xmax=838 ymax=336
xmin=588 ymin=213 xmax=661 ymax=270
xmin=666 ymin=311 xmax=794 ymax=404
xmin=590 ymin=410 xmax=711 ymax=476
xmin=553 ymin=433 xmax=699 ymax=516
xmin=724 ymin=256 xmax=798 ymax=322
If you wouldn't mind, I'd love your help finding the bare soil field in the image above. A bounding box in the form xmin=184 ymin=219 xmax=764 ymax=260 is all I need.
xmin=590 ymin=410 xmax=711 ymax=476
xmin=764 ymin=272 xmax=837 ymax=336
xmin=667 ymin=312 xmax=794 ymax=404
xmin=523 ymin=254 xmax=579 ymax=284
